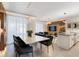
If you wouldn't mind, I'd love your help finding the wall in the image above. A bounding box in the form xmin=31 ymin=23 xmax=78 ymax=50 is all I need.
xmin=65 ymin=16 xmax=79 ymax=34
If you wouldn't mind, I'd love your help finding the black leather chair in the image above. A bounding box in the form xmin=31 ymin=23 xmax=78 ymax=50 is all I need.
xmin=13 ymin=35 xmax=33 ymax=57
xmin=40 ymin=36 xmax=54 ymax=53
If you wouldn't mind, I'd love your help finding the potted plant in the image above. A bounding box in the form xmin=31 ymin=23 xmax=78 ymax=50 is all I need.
xmin=27 ymin=30 xmax=33 ymax=37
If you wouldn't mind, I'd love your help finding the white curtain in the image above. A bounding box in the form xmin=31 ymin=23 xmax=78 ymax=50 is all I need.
xmin=35 ymin=21 xmax=44 ymax=40
xmin=6 ymin=14 xmax=28 ymax=44
xmin=35 ymin=21 xmax=44 ymax=32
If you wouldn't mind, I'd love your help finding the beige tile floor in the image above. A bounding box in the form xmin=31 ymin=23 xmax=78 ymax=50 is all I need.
xmin=0 ymin=42 xmax=79 ymax=57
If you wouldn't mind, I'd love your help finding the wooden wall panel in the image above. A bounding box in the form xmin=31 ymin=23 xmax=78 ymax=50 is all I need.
xmin=0 ymin=2 xmax=6 ymax=51
xmin=0 ymin=2 xmax=5 ymax=11
xmin=47 ymin=20 xmax=65 ymax=36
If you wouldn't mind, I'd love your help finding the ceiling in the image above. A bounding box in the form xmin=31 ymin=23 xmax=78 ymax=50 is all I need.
xmin=2 ymin=2 xmax=79 ymax=21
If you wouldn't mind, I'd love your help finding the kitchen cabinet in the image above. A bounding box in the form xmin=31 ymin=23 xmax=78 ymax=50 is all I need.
xmin=57 ymin=33 xmax=76 ymax=49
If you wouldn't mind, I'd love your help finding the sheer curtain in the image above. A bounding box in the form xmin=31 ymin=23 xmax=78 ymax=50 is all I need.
xmin=6 ymin=14 xmax=27 ymax=44
xmin=35 ymin=21 xmax=44 ymax=32
xmin=35 ymin=21 xmax=44 ymax=40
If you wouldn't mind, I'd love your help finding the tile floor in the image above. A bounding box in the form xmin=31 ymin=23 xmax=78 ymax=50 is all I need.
xmin=0 ymin=41 xmax=79 ymax=57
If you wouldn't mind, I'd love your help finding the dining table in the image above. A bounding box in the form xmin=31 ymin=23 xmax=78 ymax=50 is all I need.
xmin=22 ymin=33 xmax=53 ymax=44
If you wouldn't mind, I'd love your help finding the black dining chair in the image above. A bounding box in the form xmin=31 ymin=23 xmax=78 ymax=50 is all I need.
xmin=40 ymin=36 xmax=54 ymax=53
xmin=16 ymin=36 xmax=30 ymax=48
xmin=13 ymin=35 xmax=33 ymax=57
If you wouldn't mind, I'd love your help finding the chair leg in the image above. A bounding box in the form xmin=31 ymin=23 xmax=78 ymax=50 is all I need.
xmin=47 ymin=46 xmax=49 ymax=54
xmin=40 ymin=44 xmax=42 ymax=53
xmin=15 ymin=52 xmax=18 ymax=57
xmin=32 ymin=52 xmax=33 ymax=57
xmin=16 ymin=53 xmax=17 ymax=57
xmin=18 ymin=54 xmax=20 ymax=57
xmin=52 ymin=44 xmax=54 ymax=51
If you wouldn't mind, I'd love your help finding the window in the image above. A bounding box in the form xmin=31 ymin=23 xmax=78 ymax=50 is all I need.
xmin=6 ymin=14 xmax=27 ymax=44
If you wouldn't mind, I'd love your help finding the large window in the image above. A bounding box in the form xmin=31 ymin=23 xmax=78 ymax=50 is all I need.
xmin=6 ymin=14 xmax=27 ymax=44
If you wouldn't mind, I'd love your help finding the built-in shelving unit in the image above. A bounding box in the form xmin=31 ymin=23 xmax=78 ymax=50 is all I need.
xmin=47 ymin=20 xmax=65 ymax=36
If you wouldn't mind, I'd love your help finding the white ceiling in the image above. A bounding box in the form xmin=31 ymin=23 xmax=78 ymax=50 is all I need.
xmin=2 ymin=2 xmax=79 ymax=21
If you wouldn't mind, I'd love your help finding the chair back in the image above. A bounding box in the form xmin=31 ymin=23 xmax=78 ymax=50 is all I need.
xmin=13 ymin=35 xmax=23 ymax=54
xmin=16 ymin=36 xmax=29 ymax=47
xmin=13 ymin=35 xmax=18 ymax=42
xmin=14 ymin=40 xmax=23 ymax=54
xmin=13 ymin=35 xmax=33 ymax=56
xmin=13 ymin=35 xmax=30 ymax=47
xmin=47 ymin=36 xmax=53 ymax=42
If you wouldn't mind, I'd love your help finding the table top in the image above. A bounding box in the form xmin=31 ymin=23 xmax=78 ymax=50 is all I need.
xmin=22 ymin=35 xmax=49 ymax=44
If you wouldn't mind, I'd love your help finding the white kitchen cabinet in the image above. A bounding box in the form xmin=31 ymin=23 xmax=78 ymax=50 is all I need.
xmin=57 ymin=34 xmax=76 ymax=49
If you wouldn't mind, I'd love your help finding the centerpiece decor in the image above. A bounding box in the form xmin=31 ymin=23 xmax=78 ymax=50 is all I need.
xmin=27 ymin=30 xmax=33 ymax=37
